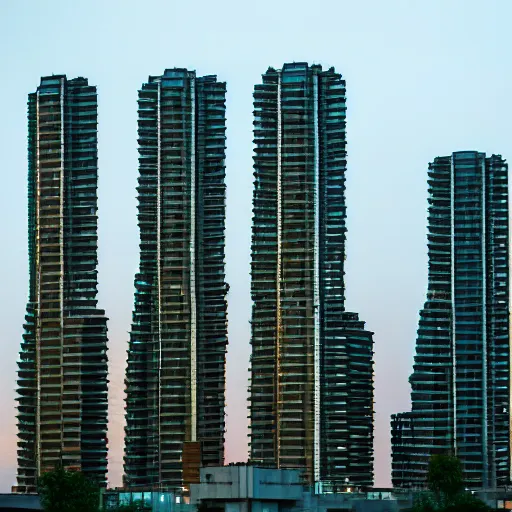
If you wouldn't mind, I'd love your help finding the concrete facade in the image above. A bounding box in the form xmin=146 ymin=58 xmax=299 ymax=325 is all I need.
xmin=190 ymin=466 xmax=411 ymax=512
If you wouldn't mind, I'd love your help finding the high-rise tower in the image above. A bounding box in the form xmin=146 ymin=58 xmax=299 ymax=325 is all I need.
xmin=249 ymin=62 xmax=375 ymax=488
xmin=16 ymin=75 xmax=109 ymax=492
xmin=391 ymin=151 xmax=510 ymax=489
xmin=124 ymin=69 xmax=228 ymax=490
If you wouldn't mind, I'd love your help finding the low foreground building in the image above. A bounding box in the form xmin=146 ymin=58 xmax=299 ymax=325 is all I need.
xmin=190 ymin=466 xmax=410 ymax=512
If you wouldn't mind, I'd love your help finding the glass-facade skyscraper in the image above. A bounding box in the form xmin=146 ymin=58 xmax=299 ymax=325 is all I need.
xmin=391 ymin=151 xmax=510 ymax=489
xmin=124 ymin=69 xmax=228 ymax=490
xmin=16 ymin=75 xmax=109 ymax=492
xmin=249 ymin=62 xmax=375 ymax=488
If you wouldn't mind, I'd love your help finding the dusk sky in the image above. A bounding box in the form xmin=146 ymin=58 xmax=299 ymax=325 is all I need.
xmin=1 ymin=0 xmax=511 ymax=491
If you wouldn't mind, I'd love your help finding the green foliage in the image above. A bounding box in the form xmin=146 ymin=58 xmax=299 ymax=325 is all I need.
xmin=412 ymin=491 xmax=491 ymax=512
xmin=444 ymin=492 xmax=491 ymax=512
xmin=38 ymin=467 xmax=100 ymax=512
xmin=427 ymin=454 xmax=464 ymax=497
xmin=412 ymin=455 xmax=491 ymax=512
xmin=412 ymin=492 xmax=439 ymax=512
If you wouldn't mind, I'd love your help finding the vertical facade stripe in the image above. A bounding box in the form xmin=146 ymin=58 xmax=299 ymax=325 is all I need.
xmin=312 ymin=72 xmax=321 ymax=484
xmin=481 ymin=157 xmax=488 ymax=486
xmin=59 ymin=77 xmax=65 ymax=451
xmin=450 ymin=155 xmax=457 ymax=454
xmin=275 ymin=71 xmax=282 ymax=466
xmin=35 ymin=89 xmax=41 ymax=479
xmin=156 ymin=80 xmax=162 ymax=480
xmin=190 ymin=76 xmax=197 ymax=443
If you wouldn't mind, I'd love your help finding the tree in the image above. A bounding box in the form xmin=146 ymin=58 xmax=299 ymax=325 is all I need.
xmin=427 ymin=454 xmax=464 ymax=498
xmin=444 ymin=492 xmax=491 ymax=512
xmin=411 ymin=455 xmax=492 ymax=512
xmin=38 ymin=467 xmax=100 ymax=512
xmin=412 ymin=492 xmax=492 ymax=512
xmin=411 ymin=493 xmax=438 ymax=512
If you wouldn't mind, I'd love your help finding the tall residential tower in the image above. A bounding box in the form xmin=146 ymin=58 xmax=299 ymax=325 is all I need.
xmin=124 ymin=69 xmax=228 ymax=490
xmin=249 ymin=63 xmax=375 ymax=488
xmin=16 ymin=75 xmax=109 ymax=492
xmin=391 ymin=151 xmax=510 ymax=489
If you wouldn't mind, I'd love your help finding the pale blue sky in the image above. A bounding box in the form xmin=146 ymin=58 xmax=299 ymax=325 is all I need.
xmin=0 ymin=0 xmax=511 ymax=491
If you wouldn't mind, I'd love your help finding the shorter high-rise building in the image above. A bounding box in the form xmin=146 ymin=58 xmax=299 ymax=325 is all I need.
xmin=392 ymin=151 xmax=510 ymax=489
xmin=16 ymin=75 xmax=109 ymax=492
